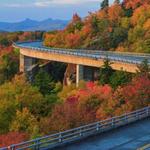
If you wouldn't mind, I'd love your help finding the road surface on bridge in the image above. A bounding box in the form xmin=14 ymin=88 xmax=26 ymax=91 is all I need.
xmin=15 ymin=41 xmax=150 ymax=65
xmin=54 ymin=118 xmax=150 ymax=150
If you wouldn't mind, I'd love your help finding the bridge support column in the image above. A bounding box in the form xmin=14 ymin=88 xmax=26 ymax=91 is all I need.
xmin=20 ymin=54 xmax=37 ymax=73
xmin=76 ymin=64 xmax=84 ymax=87
xmin=20 ymin=54 xmax=25 ymax=72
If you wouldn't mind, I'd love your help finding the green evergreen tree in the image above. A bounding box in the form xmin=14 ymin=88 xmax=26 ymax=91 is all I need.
xmin=0 ymin=37 xmax=10 ymax=46
xmin=110 ymin=27 xmax=127 ymax=48
xmin=114 ymin=0 xmax=120 ymax=4
xmin=99 ymin=58 xmax=114 ymax=85
xmin=91 ymin=16 xmax=99 ymax=34
xmin=110 ymin=70 xmax=131 ymax=89
xmin=137 ymin=59 xmax=150 ymax=77
xmin=101 ymin=0 xmax=109 ymax=9
xmin=33 ymin=69 xmax=54 ymax=95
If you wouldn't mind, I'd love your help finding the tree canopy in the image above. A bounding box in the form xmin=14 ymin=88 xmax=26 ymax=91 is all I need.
xmin=44 ymin=0 xmax=150 ymax=53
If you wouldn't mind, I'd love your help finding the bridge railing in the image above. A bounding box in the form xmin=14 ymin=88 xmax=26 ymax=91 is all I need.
xmin=13 ymin=42 xmax=150 ymax=65
xmin=1 ymin=106 xmax=150 ymax=150
xmin=13 ymin=41 xmax=150 ymax=57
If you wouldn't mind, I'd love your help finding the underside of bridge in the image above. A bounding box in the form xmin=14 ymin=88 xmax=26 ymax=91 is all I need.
xmin=20 ymin=54 xmax=100 ymax=86
xmin=76 ymin=65 xmax=99 ymax=86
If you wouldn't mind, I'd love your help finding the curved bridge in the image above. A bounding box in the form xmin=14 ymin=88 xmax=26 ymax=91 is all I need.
xmin=13 ymin=41 xmax=150 ymax=85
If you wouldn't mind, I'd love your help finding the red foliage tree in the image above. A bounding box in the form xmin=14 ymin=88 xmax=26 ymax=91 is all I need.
xmin=96 ymin=75 xmax=150 ymax=119
xmin=48 ymin=99 xmax=95 ymax=131
xmin=0 ymin=132 xmax=28 ymax=147
xmin=113 ymin=75 xmax=150 ymax=115
xmin=0 ymin=47 xmax=13 ymax=56
xmin=65 ymin=33 xmax=82 ymax=48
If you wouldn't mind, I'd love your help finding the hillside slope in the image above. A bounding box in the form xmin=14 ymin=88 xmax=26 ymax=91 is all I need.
xmin=44 ymin=0 xmax=150 ymax=53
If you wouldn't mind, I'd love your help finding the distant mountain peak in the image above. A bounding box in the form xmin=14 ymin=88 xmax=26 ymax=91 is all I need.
xmin=45 ymin=18 xmax=53 ymax=21
xmin=0 ymin=18 xmax=69 ymax=32
xmin=25 ymin=18 xmax=31 ymax=21
xmin=23 ymin=18 xmax=38 ymax=23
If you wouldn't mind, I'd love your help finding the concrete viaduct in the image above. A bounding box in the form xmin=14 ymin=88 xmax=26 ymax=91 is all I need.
xmin=13 ymin=41 xmax=150 ymax=85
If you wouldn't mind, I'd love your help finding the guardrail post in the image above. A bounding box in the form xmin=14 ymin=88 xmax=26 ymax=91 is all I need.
xmin=80 ymin=128 xmax=82 ymax=136
xmin=112 ymin=118 xmax=115 ymax=127
xmin=147 ymin=107 xmax=149 ymax=116
xmin=136 ymin=111 xmax=139 ymax=120
xmin=96 ymin=123 xmax=100 ymax=131
xmin=124 ymin=113 xmax=128 ymax=124
xmin=59 ymin=133 xmax=62 ymax=143
xmin=35 ymin=139 xmax=40 ymax=150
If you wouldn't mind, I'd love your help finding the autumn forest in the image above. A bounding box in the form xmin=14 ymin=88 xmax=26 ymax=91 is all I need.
xmin=0 ymin=0 xmax=150 ymax=147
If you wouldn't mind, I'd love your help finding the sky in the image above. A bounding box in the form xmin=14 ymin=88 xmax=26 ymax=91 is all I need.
xmin=0 ymin=0 xmax=115 ymax=22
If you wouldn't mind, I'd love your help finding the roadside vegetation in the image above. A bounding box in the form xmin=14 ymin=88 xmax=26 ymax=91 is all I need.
xmin=0 ymin=0 xmax=150 ymax=147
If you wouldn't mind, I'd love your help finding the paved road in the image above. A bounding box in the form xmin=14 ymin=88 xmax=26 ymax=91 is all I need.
xmin=54 ymin=118 xmax=150 ymax=150
xmin=15 ymin=41 xmax=150 ymax=65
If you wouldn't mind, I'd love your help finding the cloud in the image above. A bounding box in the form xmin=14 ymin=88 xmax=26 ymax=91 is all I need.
xmin=1 ymin=0 xmax=103 ymax=8
xmin=2 ymin=2 xmax=33 ymax=8
xmin=34 ymin=0 xmax=101 ymax=7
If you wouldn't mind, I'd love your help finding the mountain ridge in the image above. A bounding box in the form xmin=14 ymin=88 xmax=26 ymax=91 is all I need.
xmin=0 ymin=18 xmax=69 ymax=32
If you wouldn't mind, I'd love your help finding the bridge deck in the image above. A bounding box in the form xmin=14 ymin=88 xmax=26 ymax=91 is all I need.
xmin=54 ymin=118 xmax=150 ymax=150
xmin=15 ymin=41 xmax=150 ymax=65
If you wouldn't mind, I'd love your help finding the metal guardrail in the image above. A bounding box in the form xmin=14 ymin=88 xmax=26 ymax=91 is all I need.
xmin=13 ymin=41 xmax=150 ymax=56
xmin=1 ymin=106 xmax=150 ymax=150
xmin=13 ymin=42 xmax=150 ymax=66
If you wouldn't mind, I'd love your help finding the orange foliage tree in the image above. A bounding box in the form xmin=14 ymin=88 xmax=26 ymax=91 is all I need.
xmin=65 ymin=33 xmax=82 ymax=48
xmin=123 ymin=0 xmax=150 ymax=9
xmin=108 ymin=4 xmax=124 ymax=22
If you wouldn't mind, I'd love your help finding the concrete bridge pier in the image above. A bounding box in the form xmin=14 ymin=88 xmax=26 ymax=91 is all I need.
xmin=76 ymin=64 xmax=84 ymax=87
xmin=76 ymin=65 xmax=99 ymax=87
xmin=20 ymin=54 xmax=37 ymax=72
